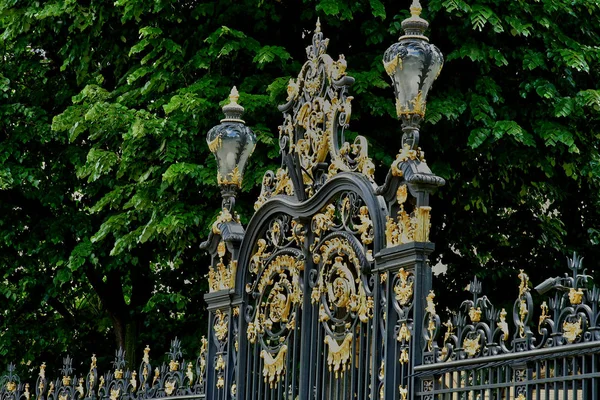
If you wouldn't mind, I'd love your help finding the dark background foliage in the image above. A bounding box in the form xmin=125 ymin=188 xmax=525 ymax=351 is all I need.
xmin=1 ymin=0 xmax=598 ymax=381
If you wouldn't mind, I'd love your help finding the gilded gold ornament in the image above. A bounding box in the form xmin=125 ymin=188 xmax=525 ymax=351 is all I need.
xmin=469 ymin=307 xmax=482 ymax=323
xmin=568 ymin=287 xmax=584 ymax=305
xmin=463 ymin=334 xmax=481 ymax=357
xmin=563 ymin=318 xmax=583 ymax=343
xmin=394 ymin=268 xmax=414 ymax=306
xmin=498 ymin=308 xmax=509 ymax=341
xmin=538 ymin=302 xmax=550 ymax=334
xmin=261 ymin=346 xmax=287 ymax=388
xmin=213 ymin=310 xmax=228 ymax=342
xmin=324 ymin=333 xmax=353 ymax=378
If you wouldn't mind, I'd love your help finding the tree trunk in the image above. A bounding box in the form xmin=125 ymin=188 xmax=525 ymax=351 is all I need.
xmin=125 ymin=320 xmax=137 ymax=367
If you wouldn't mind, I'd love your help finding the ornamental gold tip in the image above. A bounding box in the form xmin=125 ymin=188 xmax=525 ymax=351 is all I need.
xmin=315 ymin=17 xmax=321 ymax=33
xmin=410 ymin=0 xmax=422 ymax=17
xmin=229 ymin=86 xmax=239 ymax=104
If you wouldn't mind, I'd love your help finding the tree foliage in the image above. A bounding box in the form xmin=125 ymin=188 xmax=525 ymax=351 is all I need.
xmin=1 ymin=0 xmax=599 ymax=377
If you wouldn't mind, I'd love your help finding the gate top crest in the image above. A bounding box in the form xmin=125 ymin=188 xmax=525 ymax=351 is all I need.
xmin=254 ymin=18 xmax=376 ymax=208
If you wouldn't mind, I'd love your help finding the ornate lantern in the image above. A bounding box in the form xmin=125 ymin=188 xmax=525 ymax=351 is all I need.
xmin=206 ymin=87 xmax=257 ymax=210
xmin=383 ymin=0 xmax=443 ymax=149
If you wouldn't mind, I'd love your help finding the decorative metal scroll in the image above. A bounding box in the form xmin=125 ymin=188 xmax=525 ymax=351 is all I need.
xmin=0 ymin=338 xmax=208 ymax=400
xmin=422 ymin=253 xmax=599 ymax=365
xmin=254 ymin=20 xmax=376 ymax=208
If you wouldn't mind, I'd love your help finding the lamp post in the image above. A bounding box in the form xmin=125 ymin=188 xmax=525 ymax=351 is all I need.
xmin=206 ymin=87 xmax=257 ymax=211
xmin=383 ymin=0 xmax=443 ymax=150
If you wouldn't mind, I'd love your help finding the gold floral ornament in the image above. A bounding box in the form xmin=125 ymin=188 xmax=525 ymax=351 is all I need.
xmin=109 ymin=388 xmax=120 ymax=400
xmin=165 ymin=381 xmax=176 ymax=396
xmin=385 ymin=185 xmax=431 ymax=246
xmin=563 ymin=318 xmax=583 ymax=343
xmin=390 ymin=144 xmax=426 ymax=178
xmin=5 ymin=382 xmax=16 ymax=392
xmin=199 ymin=336 xmax=208 ymax=379
xmin=213 ymin=309 xmax=229 ymax=342
xmin=394 ymin=268 xmax=414 ymax=306
xmin=399 ymin=348 xmax=409 ymax=365
xmin=355 ymin=206 xmax=374 ymax=245
xmin=463 ymin=334 xmax=481 ymax=357
xmin=261 ymin=346 xmax=287 ymax=387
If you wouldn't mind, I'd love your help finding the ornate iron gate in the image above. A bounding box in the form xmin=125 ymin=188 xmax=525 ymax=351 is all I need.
xmin=200 ymin=14 xmax=445 ymax=400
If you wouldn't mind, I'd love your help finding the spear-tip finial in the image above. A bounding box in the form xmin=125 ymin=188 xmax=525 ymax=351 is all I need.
xmin=315 ymin=18 xmax=321 ymax=33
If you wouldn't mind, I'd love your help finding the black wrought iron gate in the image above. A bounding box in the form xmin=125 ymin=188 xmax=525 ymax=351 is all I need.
xmin=201 ymin=19 xmax=446 ymax=400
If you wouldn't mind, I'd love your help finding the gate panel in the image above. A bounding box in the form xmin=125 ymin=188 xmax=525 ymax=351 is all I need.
xmin=242 ymin=213 xmax=305 ymax=400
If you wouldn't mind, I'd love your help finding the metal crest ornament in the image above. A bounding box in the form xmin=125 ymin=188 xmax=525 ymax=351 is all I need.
xmin=254 ymin=19 xmax=376 ymax=207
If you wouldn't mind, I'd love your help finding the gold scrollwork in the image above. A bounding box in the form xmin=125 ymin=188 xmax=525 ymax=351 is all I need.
xmin=325 ymin=333 xmax=353 ymax=378
xmin=355 ymin=206 xmax=374 ymax=245
xmin=312 ymin=204 xmax=336 ymax=237
xmin=289 ymin=220 xmax=306 ymax=246
xmin=394 ymin=268 xmax=413 ymax=306
xmin=261 ymin=345 xmax=287 ymax=388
